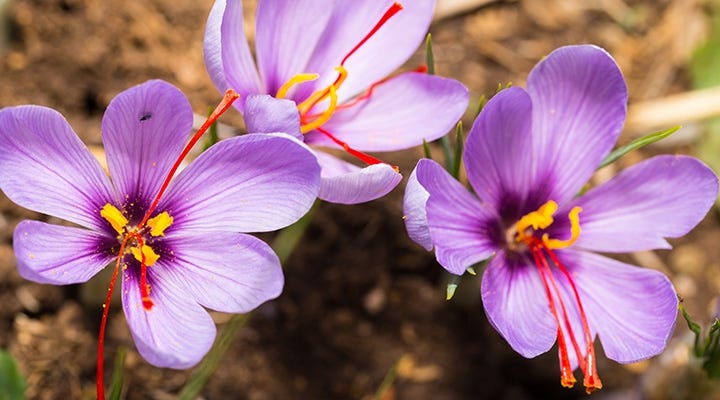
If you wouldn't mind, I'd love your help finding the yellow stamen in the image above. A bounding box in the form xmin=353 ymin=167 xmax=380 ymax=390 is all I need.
xmin=300 ymin=84 xmax=338 ymax=133
xmin=100 ymin=204 xmax=128 ymax=235
xmin=131 ymin=244 xmax=160 ymax=266
xmin=515 ymin=200 xmax=582 ymax=249
xmin=296 ymin=66 xmax=348 ymax=116
xmin=276 ymin=73 xmax=319 ymax=99
xmin=515 ymin=200 xmax=558 ymax=242
xmin=146 ymin=211 xmax=173 ymax=237
xmin=543 ymin=206 xmax=582 ymax=249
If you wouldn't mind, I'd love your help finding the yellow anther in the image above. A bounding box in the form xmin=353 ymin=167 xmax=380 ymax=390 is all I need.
xmin=515 ymin=200 xmax=558 ymax=242
xmin=131 ymin=244 xmax=160 ymax=266
xmin=300 ymin=84 xmax=338 ymax=133
xmin=276 ymin=73 xmax=319 ymax=99
xmin=146 ymin=211 xmax=173 ymax=237
xmin=543 ymin=206 xmax=582 ymax=249
xmin=296 ymin=65 xmax=348 ymax=116
xmin=515 ymin=201 xmax=582 ymax=249
xmin=100 ymin=204 xmax=128 ymax=235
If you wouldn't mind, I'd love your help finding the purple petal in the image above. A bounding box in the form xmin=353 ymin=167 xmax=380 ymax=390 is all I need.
xmin=301 ymin=0 xmax=435 ymax=103
xmin=162 ymin=133 xmax=320 ymax=233
xmin=464 ymin=86 xmax=539 ymax=211
xmin=0 ymin=106 xmax=115 ymax=230
xmin=416 ymin=159 xmax=498 ymax=275
xmin=305 ymin=73 xmax=468 ymax=152
xmin=244 ymin=95 xmax=302 ymax=140
xmin=122 ymin=265 xmax=215 ymax=369
xmin=314 ymin=150 xmax=401 ymax=204
xmin=13 ymin=220 xmax=113 ymax=284
xmin=403 ymin=164 xmax=432 ymax=250
xmin=254 ymin=0 xmax=333 ymax=95
xmin=102 ymin=80 xmax=192 ymax=205
xmin=160 ymin=232 xmax=283 ymax=313
xmin=556 ymin=250 xmax=677 ymax=363
xmin=571 ymin=155 xmax=718 ymax=253
xmin=481 ymin=251 xmax=557 ymax=357
xmin=527 ymin=45 xmax=628 ymax=203
xmin=210 ymin=0 xmax=263 ymax=110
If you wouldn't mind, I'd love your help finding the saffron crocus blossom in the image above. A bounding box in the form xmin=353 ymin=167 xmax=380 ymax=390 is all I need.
xmin=204 ymin=0 xmax=469 ymax=204
xmin=403 ymin=45 xmax=719 ymax=392
xmin=0 ymin=80 xmax=320 ymax=370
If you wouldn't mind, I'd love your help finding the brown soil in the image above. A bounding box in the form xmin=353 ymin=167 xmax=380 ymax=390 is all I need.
xmin=0 ymin=0 xmax=718 ymax=399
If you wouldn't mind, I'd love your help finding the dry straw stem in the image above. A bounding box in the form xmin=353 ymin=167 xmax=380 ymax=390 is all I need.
xmin=625 ymin=87 xmax=720 ymax=135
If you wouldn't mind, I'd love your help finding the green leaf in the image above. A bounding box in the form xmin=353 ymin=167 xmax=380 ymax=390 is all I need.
xmin=178 ymin=314 xmax=251 ymax=400
xmin=422 ymin=139 xmax=433 ymax=159
xmin=0 ymin=350 xmax=26 ymax=400
xmin=271 ymin=202 xmax=316 ymax=264
xmin=446 ymin=275 xmax=461 ymax=300
xmin=425 ymin=33 xmax=435 ymax=76
xmin=680 ymin=304 xmax=703 ymax=357
xmin=451 ymin=122 xmax=464 ymax=179
xmin=108 ymin=347 xmax=127 ymax=400
xmin=704 ymin=319 xmax=720 ymax=378
xmin=475 ymin=94 xmax=487 ymax=118
xmin=597 ymin=126 xmax=680 ymax=169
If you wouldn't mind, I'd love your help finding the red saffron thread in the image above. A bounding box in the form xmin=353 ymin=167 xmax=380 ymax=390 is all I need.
xmin=299 ymin=2 xmax=404 ymax=120
xmin=96 ymin=90 xmax=239 ymax=400
xmin=526 ymin=237 xmax=602 ymax=393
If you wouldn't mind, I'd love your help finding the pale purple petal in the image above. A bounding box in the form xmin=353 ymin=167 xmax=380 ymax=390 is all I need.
xmin=0 ymin=106 xmax=115 ymax=230
xmin=159 ymin=232 xmax=283 ymax=313
xmin=161 ymin=133 xmax=320 ymax=233
xmin=403 ymin=165 xmax=432 ymax=250
xmin=203 ymin=0 xmax=230 ymax=93
xmin=416 ymin=159 xmax=498 ymax=274
xmin=305 ymin=73 xmax=468 ymax=152
xmin=244 ymin=95 xmax=302 ymax=140
xmin=481 ymin=251 xmax=557 ymax=357
xmin=102 ymin=80 xmax=192 ymax=205
xmin=464 ymin=87 xmax=540 ymax=211
xmin=556 ymin=250 xmax=677 ymax=364
xmin=212 ymin=0 xmax=263 ymax=110
xmin=571 ymin=155 xmax=718 ymax=253
xmin=255 ymin=0 xmax=333 ymax=95
xmin=301 ymin=0 xmax=435 ymax=103
xmin=122 ymin=266 xmax=215 ymax=369
xmin=13 ymin=220 xmax=113 ymax=284
xmin=527 ymin=45 xmax=628 ymax=204
xmin=315 ymin=150 xmax=401 ymax=204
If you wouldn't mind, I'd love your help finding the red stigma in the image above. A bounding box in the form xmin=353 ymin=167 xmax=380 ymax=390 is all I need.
xmin=293 ymin=3 xmax=405 ymax=169
xmin=526 ymin=237 xmax=602 ymax=393
xmin=96 ymin=90 xmax=239 ymax=399
xmin=339 ymin=2 xmax=403 ymax=67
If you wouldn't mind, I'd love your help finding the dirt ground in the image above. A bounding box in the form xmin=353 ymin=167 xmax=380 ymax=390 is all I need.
xmin=1 ymin=0 xmax=720 ymax=399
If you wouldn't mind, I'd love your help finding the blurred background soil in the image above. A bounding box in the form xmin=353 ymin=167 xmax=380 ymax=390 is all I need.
xmin=1 ymin=0 xmax=720 ymax=399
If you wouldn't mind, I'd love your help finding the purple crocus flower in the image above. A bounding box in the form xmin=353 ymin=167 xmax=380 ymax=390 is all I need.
xmin=204 ymin=0 xmax=469 ymax=204
xmin=403 ymin=45 xmax=719 ymax=392
xmin=0 ymin=80 xmax=320 ymax=373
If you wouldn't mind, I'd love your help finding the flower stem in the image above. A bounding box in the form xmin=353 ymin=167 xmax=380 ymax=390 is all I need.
xmin=177 ymin=314 xmax=251 ymax=400
xmin=177 ymin=203 xmax=317 ymax=398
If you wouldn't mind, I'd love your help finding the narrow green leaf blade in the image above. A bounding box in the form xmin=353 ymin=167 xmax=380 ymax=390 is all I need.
xmin=680 ymin=304 xmax=703 ymax=356
xmin=108 ymin=347 xmax=126 ymax=400
xmin=422 ymin=139 xmax=433 ymax=160
xmin=598 ymin=126 xmax=680 ymax=169
xmin=425 ymin=33 xmax=435 ymax=76
xmin=451 ymin=122 xmax=464 ymax=179
xmin=0 ymin=350 xmax=26 ymax=400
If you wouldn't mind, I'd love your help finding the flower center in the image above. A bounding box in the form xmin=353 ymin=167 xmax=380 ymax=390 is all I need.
xmin=100 ymin=203 xmax=174 ymax=309
xmin=514 ymin=200 xmax=602 ymax=394
xmin=274 ymin=2 xmax=404 ymax=167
